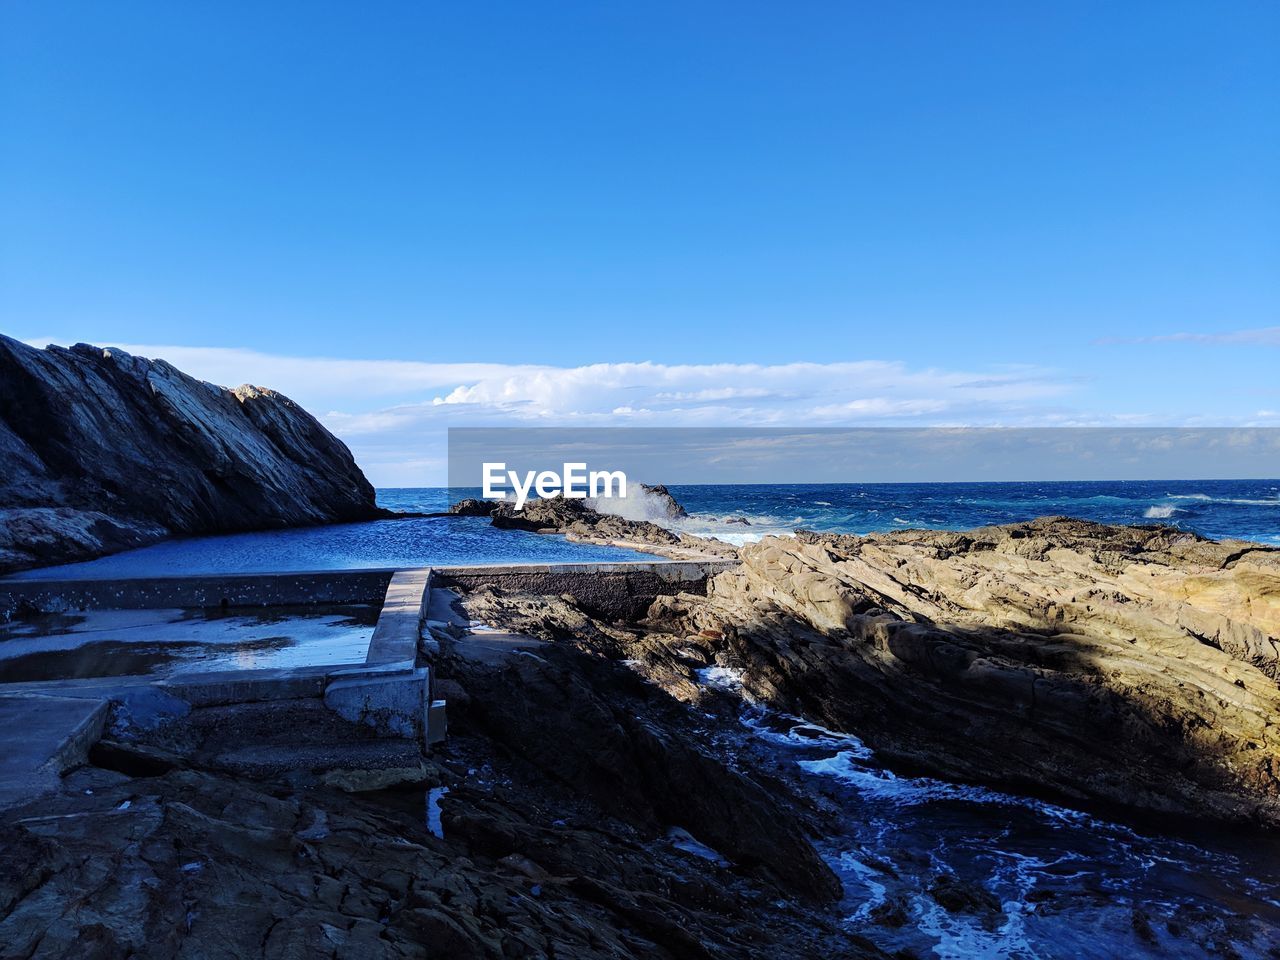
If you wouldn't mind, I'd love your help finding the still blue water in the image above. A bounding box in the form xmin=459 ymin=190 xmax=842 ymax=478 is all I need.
xmin=5 ymin=513 xmax=657 ymax=580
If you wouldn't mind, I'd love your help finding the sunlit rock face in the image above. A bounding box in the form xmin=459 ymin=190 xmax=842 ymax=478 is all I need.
xmin=646 ymin=518 xmax=1280 ymax=826
xmin=0 ymin=335 xmax=384 ymax=574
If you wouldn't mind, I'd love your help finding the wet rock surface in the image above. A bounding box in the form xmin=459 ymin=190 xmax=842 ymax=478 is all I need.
xmin=0 ymin=335 xmax=384 ymax=575
xmin=440 ymin=627 xmax=841 ymax=902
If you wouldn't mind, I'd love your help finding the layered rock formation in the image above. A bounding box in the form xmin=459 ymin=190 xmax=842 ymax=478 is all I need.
xmin=0 ymin=336 xmax=385 ymax=574
xmin=440 ymin=620 xmax=841 ymax=903
xmin=643 ymin=518 xmax=1280 ymax=825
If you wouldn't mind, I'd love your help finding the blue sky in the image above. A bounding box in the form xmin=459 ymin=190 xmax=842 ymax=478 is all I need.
xmin=2 ymin=2 xmax=1277 ymax=483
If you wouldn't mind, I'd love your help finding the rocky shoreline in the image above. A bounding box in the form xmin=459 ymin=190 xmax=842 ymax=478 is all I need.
xmin=0 ymin=337 xmax=387 ymax=576
xmin=3 ymin=503 xmax=1279 ymax=955
xmin=659 ymin=518 xmax=1280 ymax=826
xmin=0 ymin=610 xmax=886 ymax=959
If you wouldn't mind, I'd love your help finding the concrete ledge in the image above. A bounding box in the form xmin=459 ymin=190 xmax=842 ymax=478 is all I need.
xmin=157 ymin=660 xmax=421 ymax=707
xmin=159 ymin=665 xmax=344 ymax=706
xmin=433 ymin=560 xmax=736 ymax=579
xmin=433 ymin=559 xmax=736 ymax=621
xmin=0 ymin=569 xmax=396 ymax=618
xmin=44 ymin=696 xmax=111 ymax=776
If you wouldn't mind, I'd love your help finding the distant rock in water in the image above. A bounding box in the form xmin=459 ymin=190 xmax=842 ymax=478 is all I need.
xmin=445 ymin=498 xmax=506 ymax=518
xmin=637 ymin=483 xmax=688 ymax=520
xmin=0 ymin=335 xmax=385 ymax=575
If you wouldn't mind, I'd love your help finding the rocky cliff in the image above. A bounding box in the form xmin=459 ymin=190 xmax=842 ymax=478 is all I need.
xmin=0 ymin=335 xmax=384 ymax=574
xmin=644 ymin=518 xmax=1280 ymax=825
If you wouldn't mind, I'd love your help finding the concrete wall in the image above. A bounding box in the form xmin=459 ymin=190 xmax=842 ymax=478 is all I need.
xmin=0 ymin=559 xmax=737 ymax=623
xmin=0 ymin=569 xmax=395 ymax=619
xmin=432 ymin=560 xmax=736 ymax=621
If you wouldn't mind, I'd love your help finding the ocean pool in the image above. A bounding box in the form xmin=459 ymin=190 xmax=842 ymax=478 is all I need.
xmin=4 ymin=515 xmax=661 ymax=580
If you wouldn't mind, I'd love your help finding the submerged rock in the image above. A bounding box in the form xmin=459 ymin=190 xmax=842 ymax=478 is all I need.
xmin=647 ymin=517 xmax=1280 ymax=826
xmin=0 ymin=335 xmax=385 ymax=574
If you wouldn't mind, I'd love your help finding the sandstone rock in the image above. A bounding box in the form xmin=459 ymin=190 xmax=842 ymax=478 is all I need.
xmin=0 ymin=335 xmax=386 ymax=574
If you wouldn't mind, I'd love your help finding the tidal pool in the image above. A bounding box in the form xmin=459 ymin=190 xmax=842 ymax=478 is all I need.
xmin=0 ymin=604 xmax=378 ymax=682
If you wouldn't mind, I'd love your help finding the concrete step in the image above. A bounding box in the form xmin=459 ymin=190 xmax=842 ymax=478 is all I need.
xmin=210 ymin=738 xmax=427 ymax=791
xmin=0 ymin=693 xmax=109 ymax=811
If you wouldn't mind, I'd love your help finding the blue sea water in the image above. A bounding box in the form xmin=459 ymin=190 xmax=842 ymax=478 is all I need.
xmin=652 ymin=478 xmax=1280 ymax=547
xmin=386 ymin=479 xmax=1280 ymax=546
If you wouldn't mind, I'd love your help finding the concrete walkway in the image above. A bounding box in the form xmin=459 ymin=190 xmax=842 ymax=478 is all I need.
xmin=364 ymin=568 xmax=430 ymax=666
xmin=0 ymin=693 xmax=109 ymax=811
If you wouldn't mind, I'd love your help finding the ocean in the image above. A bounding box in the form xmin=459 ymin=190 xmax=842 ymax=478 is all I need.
xmin=629 ymin=478 xmax=1280 ymax=547
xmin=383 ymin=477 xmax=1280 ymax=548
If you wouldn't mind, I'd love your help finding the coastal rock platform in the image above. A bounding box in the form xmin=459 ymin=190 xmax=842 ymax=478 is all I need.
xmin=645 ymin=518 xmax=1280 ymax=825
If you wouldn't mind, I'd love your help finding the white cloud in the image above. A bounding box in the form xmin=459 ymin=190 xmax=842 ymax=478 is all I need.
xmin=1097 ymin=326 xmax=1280 ymax=346
xmin=25 ymin=339 xmax=1083 ymax=484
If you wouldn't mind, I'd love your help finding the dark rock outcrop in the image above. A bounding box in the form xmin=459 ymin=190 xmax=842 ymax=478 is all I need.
xmin=444 ymin=632 xmax=842 ymax=902
xmin=446 ymin=497 xmax=509 ymax=518
xmin=451 ymin=493 xmax=738 ymax=560
xmin=0 ymin=336 xmax=385 ymax=574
